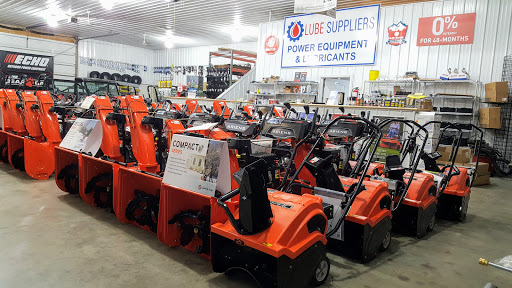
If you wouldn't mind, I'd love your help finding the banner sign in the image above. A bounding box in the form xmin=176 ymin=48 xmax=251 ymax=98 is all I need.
xmin=294 ymin=0 xmax=336 ymax=14
xmin=79 ymin=57 xmax=147 ymax=74
xmin=282 ymin=4 xmax=380 ymax=68
xmin=1 ymin=50 xmax=54 ymax=74
xmin=417 ymin=13 xmax=476 ymax=46
xmin=60 ymin=118 xmax=103 ymax=155
xmin=163 ymin=134 xmax=231 ymax=196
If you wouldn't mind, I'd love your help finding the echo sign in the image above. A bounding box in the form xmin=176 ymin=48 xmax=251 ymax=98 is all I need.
xmin=282 ymin=4 xmax=380 ymax=68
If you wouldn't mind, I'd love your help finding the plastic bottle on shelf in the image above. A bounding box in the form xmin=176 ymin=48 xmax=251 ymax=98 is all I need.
xmin=306 ymin=83 xmax=312 ymax=94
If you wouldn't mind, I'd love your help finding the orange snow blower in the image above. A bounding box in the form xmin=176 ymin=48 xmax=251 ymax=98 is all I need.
xmin=369 ymin=119 xmax=437 ymax=238
xmin=111 ymin=94 xmax=166 ymax=232
xmin=55 ymin=96 xmax=121 ymax=195
xmin=421 ymin=122 xmax=483 ymax=221
xmin=212 ymin=159 xmax=330 ymax=287
xmin=78 ymin=95 xmax=127 ymax=209
xmin=22 ymin=90 xmax=62 ymax=180
xmin=4 ymin=87 xmax=28 ymax=171
xmin=270 ymin=115 xmax=393 ymax=263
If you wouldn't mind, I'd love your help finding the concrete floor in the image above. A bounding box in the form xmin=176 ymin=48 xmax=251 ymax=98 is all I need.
xmin=0 ymin=164 xmax=511 ymax=288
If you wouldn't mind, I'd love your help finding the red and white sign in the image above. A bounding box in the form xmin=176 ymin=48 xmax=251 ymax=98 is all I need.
xmin=264 ymin=36 xmax=279 ymax=55
xmin=417 ymin=13 xmax=476 ymax=46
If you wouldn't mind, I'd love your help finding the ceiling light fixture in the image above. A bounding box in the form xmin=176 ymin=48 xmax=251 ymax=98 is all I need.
xmin=47 ymin=16 xmax=59 ymax=27
xmin=100 ymin=0 xmax=115 ymax=10
xmin=164 ymin=38 xmax=174 ymax=49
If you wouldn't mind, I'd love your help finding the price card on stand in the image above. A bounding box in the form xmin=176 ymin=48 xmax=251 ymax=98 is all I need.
xmin=60 ymin=118 xmax=103 ymax=155
xmin=163 ymin=134 xmax=231 ymax=196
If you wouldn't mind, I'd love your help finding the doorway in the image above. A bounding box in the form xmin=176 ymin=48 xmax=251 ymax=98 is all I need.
xmin=321 ymin=77 xmax=351 ymax=105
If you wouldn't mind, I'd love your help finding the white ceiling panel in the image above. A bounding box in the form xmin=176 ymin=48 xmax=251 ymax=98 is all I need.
xmin=0 ymin=0 xmax=435 ymax=49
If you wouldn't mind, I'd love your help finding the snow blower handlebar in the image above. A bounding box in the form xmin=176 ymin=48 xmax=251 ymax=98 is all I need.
xmin=379 ymin=119 xmax=429 ymax=212
xmin=423 ymin=121 xmax=463 ymax=194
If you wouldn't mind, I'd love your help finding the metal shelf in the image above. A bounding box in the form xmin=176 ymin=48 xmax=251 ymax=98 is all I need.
xmin=277 ymin=92 xmax=317 ymax=96
xmin=431 ymin=95 xmax=475 ymax=99
xmin=435 ymin=112 xmax=474 ymax=116
xmin=250 ymin=82 xmax=276 ymax=86
xmin=445 ymin=128 xmax=473 ymax=132
xmin=248 ymin=93 xmax=276 ymax=97
xmin=275 ymin=81 xmax=319 ymax=85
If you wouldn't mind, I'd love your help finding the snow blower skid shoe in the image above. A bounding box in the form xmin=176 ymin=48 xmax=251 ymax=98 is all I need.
xmin=211 ymin=160 xmax=330 ymax=288
xmin=55 ymin=146 xmax=80 ymax=194
xmin=7 ymin=133 xmax=25 ymax=171
xmin=113 ymin=166 xmax=162 ymax=233
xmin=0 ymin=131 xmax=9 ymax=163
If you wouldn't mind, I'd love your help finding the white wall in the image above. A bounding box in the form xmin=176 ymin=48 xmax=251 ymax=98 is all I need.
xmin=153 ymin=42 xmax=258 ymax=85
xmin=256 ymin=0 xmax=512 ymax=95
xmin=77 ymin=39 xmax=156 ymax=84
xmin=0 ymin=31 xmax=76 ymax=80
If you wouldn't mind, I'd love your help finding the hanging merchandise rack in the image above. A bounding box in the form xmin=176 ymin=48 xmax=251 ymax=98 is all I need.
xmin=493 ymin=55 xmax=512 ymax=168
xmin=206 ymin=48 xmax=257 ymax=99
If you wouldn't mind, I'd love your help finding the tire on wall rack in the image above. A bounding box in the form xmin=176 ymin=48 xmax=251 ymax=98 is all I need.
xmin=89 ymin=71 xmax=101 ymax=78
xmin=100 ymin=72 xmax=111 ymax=80
xmin=131 ymin=76 xmax=142 ymax=85
xmin=111 ymin=73 xmax=122 ymax=81
xmin=121 ymin=74 xmax=132 ymax=83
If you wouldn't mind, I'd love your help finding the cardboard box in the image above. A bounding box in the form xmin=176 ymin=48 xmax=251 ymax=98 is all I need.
xmin=472 ymin=174 xmax=490 ymax=186
xmin=419 ymin=99 xmax=433 ymax=111
xmin=479 ymin=107 xmax=501 ymax=129
xmin=485 ymin=82 xmax=509 ymax=103
xmin=464 ymin=162 xmax=489 ymax=177
xmin=438 ymin=146 xmax=452 ymax=162
xmin=437 ymin=146 xmax=472 ymax=164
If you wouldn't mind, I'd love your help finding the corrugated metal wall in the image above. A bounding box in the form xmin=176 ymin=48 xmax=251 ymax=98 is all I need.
xmin=256 ymin=0 xmax=512 ymax=94
xmin=0 ymin=32 xmax=76 ymax=80
xmin=77 ymin=39 xmax=156 ymax=84
xmin=153 ymin=42 xmax=258 ymax=85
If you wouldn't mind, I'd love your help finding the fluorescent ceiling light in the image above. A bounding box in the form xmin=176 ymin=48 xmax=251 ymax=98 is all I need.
xmin=221 ymin=24 xmax=258 ymax=43
xmin=156 ymin=34 xmax=196 ymax=46
xmin=47 ymin=17 xmax=59 ymax=27
xmin=39 ymin=1 xmax=71 ymax=28
xmin=101 ymin=0 xmax=115 ymax=10
xmin=164 ymin=38 xmax=174 ymax=49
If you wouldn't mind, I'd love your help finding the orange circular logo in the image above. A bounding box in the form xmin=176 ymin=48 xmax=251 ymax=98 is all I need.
xmin=264 ymin=36 xmax=279 ymax=55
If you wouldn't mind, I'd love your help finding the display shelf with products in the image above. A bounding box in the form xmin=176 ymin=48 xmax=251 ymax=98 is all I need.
xmin=248 ymin=80 xmax=318 ymax=103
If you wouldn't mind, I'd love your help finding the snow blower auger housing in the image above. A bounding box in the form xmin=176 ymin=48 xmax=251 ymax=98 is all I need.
xmin=211 ymin=159 xmax=330 ymax=288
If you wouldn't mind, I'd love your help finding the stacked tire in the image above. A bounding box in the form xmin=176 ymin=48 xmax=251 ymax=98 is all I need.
xmin=89 ymin=71 xmax=142 ymax=85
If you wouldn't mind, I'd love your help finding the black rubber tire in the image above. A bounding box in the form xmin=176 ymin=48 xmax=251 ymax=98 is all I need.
xmin=131 ymin=75 xmax=142 ymax=85
xmin=89 ymin=71 xmax=101 ymax=78
xmin=100 ymin=72 xmax=111 ymax=80
xmin=121 ymin=74 xmax=132 ymax=82
xmin=311 ymin=255 xmax=330 ymax=287
xmin=111 ymin=73 xmax=122 ymax=81
xmin=0 ymin=143 xmax=8 ymax=163
xmin=427 ymin=213 xmax=436 ymax=232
